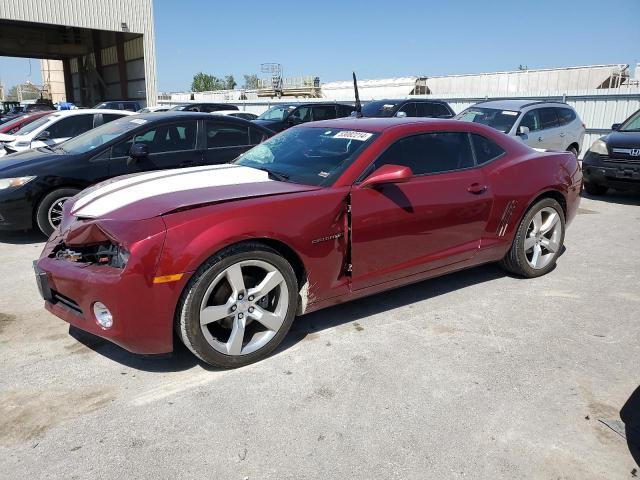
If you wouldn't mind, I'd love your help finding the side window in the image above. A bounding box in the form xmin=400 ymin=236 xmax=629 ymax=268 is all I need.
xmin=556 ymin=108 xmax=576 ymax=126
xmin=373 ymin=132 xmax=474 ymax=176
xmin=337 ymin=105 xmax=353 ymax=118
xmin=397 ymin=102 xmax=417 ymax=117
xmin=112 ymin=136 xmax=134 ymax=157
xmin=102 ymin=113 xmax=126 ymax=124
xmin=471 ymin=134 xmax=505 ymax=165
xmin=249 ymin=127 xmax=269 ymax=145
xmin=47 ymin=114 xmax=94 ymax=138
xmin=206 ymin=121 xmax=249 ymax=148
xmin=129 ymin=121 xmax=198 ymax=154
xmin=290 ymin=106 xmax=311 ymax=122
xmin=520 ymin=110 xmax=540 ymax=131
xmin=312 ymin=105 xmax=337 ymax=121
xmin=538 ymin=108 xmax=559 ymax=130
xmin=415 ymin=102 xmax=428 ymax=117
xmin=433 ymin=104 xmax=452 ymax=118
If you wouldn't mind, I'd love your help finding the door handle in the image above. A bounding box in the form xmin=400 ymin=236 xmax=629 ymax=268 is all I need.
xmin=538 ymin=136 xmax=543 ymax=142
xmin=559 ymin=132 xmax=565 ymax=137
xmin=467 ymin=183 xmax=487 ymax=194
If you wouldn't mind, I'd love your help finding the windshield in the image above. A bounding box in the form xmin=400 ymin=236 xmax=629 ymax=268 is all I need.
xmin=620 ymin=110 xmax=640 ymax=132
xmin=55 ymin=116 xmax=144 ymax=155
xmin=361 ymin=101 xmax=401 ymax=117
xmin=257 ymin=105 xmax=295 ymax=121
xmin=169 ymin=105 xmax=189 ymax=111
xmin=233 ymin=127 xmax=378 ymax=186
xmin=14 ymin=114 xmax=55 ymax=136
xmin=455 ymin=107 xmax=520 ymax=133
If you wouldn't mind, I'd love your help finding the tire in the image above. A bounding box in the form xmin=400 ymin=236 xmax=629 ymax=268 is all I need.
xmin=35 ymin=188 xmax=80 ymax=236
xmin=176 ymin=242 xmax=299 ymax=368
xmin=567 ymin=145 xmax=579 ymax=157
xmin=584 ymin=182 xmax=608 ymax=196
xmin=499 ymin=198 xmax=565 ymax=278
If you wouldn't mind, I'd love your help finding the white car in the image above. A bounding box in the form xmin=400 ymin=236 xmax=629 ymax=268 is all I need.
xmin=0 ymin=109 xmax=134 ymax=157
xmin=212 ymin=110 xmax=259 ymax=121
xmin=456 ymin=100 xmax=585 ymax=156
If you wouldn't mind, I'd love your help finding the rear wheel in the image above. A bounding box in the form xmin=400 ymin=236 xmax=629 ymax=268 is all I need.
xmin=35 ymin=188 xmax=80 ymax=236
xmin=584 ymin=182 xmax=608 ymax=196
xmin=176 ymin=242 xmax=298 ymax=368
xmin=499 ymin=198 xmax=565 ymax=278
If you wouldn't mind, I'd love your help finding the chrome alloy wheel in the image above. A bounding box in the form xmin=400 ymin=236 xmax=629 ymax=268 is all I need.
xmin=47 ymin=196 xmax=70 ymax=229
xmin=524 ymin=206 xmax=562 ymax=269
xmin=198 ymin=259 xmax=289 ymax=356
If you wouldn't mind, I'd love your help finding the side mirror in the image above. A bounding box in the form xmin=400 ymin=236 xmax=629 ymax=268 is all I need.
xmin=35 ymin=130 xmax=51 ymax=141
xmin=359 ymin=164 xmax=413 ymax=189
xmin=395 ymin=111 xmax=408 ymax=118
xmin=612 ymin=123 xmax=621 ymax=131
xmin=517 ymin=125 xmax=530 ymax=136
xmin=127 ymin=143 xmax=149 ymax=165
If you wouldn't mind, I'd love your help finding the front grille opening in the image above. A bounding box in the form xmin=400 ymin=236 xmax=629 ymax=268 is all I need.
xmin=51 ymin=290 xmax=82 ymax=315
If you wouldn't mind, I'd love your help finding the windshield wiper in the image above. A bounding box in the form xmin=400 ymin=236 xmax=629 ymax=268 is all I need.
xmin=252 ymin=166 xmax=290 ymax=182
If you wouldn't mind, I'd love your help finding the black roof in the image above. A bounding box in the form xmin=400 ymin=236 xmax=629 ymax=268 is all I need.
xmin=372 ymin=98 xmax=450 ymax=104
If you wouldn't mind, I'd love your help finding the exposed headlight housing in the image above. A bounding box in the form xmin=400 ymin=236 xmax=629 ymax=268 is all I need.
xmin=589 ymin=138 xmax=609 ymax=155
xmin=93 ymin=302 xmax=113 ymax=329
xmin=0 ymin=176 xmax=36 ymax=190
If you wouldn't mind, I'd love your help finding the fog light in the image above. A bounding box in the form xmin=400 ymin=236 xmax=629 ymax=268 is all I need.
xmin=93 ymin=302 xmax=113 ymax=329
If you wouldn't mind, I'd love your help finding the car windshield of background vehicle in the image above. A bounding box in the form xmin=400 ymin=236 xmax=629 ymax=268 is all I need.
xmin=257 ymin=105 xmax=295 ymax=121
xmin=620 ymin=111 xmax=640 ymax=132
xmin=361 ymin=100 xmax=401 ymax=117
xmin=56 ymin=117 xmax=145 ymax=154
xmin=233 ymin=127 xmax=378 ymax=186
xmin=456 ymin=107 xmax=520 ymax=133
xmin=14 ymin=115 xmax=55 ymax=136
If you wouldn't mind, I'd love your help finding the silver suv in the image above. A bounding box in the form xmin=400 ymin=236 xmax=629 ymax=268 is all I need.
xmin=456 ymin=100 xmax=585 ymax=156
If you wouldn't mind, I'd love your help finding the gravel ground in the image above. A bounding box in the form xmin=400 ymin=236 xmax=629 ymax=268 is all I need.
xmin=0 ymin=192 xmax=638 ymax=480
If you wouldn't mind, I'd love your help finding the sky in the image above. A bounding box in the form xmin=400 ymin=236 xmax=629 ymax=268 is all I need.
xmin=1 ymin=0 xmax=639 ymax=92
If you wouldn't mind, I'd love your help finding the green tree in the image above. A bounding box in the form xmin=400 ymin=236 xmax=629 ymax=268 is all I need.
xmin=6 ymin=85 xmax=19 ymax=100
xmin=243 ymin=74 xmax=260 ymax=89
xmin=224 ymin=75 xmax=237 ymax=90
xmin=191 ymin=72 xmax=219 ymax=92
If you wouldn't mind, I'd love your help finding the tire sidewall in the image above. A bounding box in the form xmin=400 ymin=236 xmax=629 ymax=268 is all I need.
xmin=513 ymin=198 xmax=565 ymax=278
xmin=36 ymin=188 xmax=80 ymax=236
xmin=178 ymin=245 xmax=299 ymax=368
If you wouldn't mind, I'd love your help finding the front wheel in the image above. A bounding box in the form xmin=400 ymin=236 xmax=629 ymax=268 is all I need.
xmin=35 ymin=188 xmax=80 ymax=236
xmin=499 ymin=198 xmax=565 ymax=278
xmin=176 ymin=242 xmax=299 ymax=368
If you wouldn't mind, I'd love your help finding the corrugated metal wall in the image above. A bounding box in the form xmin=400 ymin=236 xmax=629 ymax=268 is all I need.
xmin=0 ymin=0 xmax=157 ymax=105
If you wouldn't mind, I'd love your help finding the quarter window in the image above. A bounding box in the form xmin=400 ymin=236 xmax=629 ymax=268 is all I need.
xmin=373 ymin=132 xmax=474 ymax=176
xmin=206 ymin=121 xmax=249 ymax=148
xmin=556 ymin=108 xmax=576 ymax=125
xmin=471 ymin=134 xmax=505 ymax=165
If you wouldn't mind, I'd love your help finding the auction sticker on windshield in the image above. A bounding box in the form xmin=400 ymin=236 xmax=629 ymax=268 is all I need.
xmin=333 ymin=131 xmax=373 ymax=141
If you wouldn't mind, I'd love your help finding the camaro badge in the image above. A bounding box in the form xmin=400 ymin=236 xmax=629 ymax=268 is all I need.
xmin=312 ymin=232 xmax=344 ymax=244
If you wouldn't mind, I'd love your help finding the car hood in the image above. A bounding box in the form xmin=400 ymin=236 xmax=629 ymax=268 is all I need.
xmin=69 ymin=164 xmax=321 ymax=221
xmin=0 ymin=147 xmax=62 ymax=172
xmin=0 ymin=133 xmax=15 ymax=142
xmin=606 ymin=130 xmax=640 ymax=149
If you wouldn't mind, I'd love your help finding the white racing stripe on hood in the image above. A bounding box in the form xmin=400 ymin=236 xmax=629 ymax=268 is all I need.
xmin=72 ymin=164 xmax=271 ymax=218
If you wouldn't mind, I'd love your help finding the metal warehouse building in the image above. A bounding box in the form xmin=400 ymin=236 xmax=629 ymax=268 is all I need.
xmin=0 ymin=0 xmax=157 ymax=106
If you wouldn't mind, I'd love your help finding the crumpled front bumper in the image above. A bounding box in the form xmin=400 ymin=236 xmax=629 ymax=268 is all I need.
xmin=35 ymin=216 xmax=191 ymax=354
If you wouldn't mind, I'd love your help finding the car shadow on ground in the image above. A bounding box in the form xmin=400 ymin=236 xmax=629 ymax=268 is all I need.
xmin=621 ymin=385 xmax=640 ymax=468
xmin=0 ymin=230 xmax=46 ymax=245
xmin=582 ymin=190 xmax=640 ymax=206
xmin=70 ymin=262 xmax=511 ymax=373
xmin=277 ymin=262 xmax=509 ymax=354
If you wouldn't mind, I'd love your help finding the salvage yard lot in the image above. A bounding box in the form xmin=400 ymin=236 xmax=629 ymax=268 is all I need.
xmin=0 ymin=193 xmax=638 ymax=479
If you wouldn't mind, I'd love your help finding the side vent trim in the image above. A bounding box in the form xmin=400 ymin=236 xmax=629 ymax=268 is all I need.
xmin=497 ymin=200 xmax=517 ymax=237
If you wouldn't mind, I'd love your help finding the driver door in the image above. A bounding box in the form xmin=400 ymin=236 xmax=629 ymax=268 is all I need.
xmin=350 ymin=132 xmax=493 ymax=290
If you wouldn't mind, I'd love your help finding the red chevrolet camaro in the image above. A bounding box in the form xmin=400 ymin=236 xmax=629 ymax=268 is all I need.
xmin=35 ymin=117 xmax=582 ymax=367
